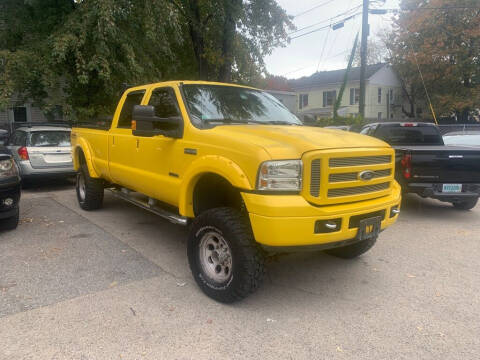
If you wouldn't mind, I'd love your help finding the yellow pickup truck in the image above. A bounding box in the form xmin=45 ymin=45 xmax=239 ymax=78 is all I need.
xmin=71 ymin=81 xmax=401 ymax=302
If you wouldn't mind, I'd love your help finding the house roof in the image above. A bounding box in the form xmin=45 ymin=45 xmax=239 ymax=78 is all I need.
xmin=290 ymin=63 xmax=386 ymax=90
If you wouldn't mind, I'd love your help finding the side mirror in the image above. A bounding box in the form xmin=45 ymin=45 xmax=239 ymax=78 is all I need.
xmin=131 ymin=105 xmax=182 ymax=138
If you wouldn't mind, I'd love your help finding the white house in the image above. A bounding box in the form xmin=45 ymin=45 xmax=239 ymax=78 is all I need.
xmin=290 ymin=63 xmax=404 ymax=122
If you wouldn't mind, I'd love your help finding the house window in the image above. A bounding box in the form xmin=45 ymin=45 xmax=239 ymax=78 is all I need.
xmin=299 ymin=94 xmax=308 ymax=109
xmin=377 ymin=88 xmax=382 ymax=104
xmin=377 ymin=112 xmax=382 ymax=121
xmin=13 ymin=107 xmax=27 ymax=123
xmin=323 ymin=90 xmax=336 ymax=107
xmin=389 ymin=89 xmax=394 ymax=102
xmin=350 ymin=88 xmax=360 ymax=105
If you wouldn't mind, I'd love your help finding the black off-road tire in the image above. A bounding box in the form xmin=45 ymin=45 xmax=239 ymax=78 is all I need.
xmin=452 ymin=198 xmax=478 ymax=211
xmin=325 ymin=236 xmax=377 ymax=259
xmin=0 ymin=207 xmax=19 ymax=231
xmin=187 ymin=207 xmax=265 ymax=303
xmin=76 ymin=164 xmax=104 ymax=211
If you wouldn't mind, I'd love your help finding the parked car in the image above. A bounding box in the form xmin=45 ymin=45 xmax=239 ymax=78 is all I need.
xmin=0 ymin=146 xmax=21 ymax=231
xmin=443 ymin=130 xmax=480 ymax=148
xmin=324 ymin=125 xmax=350 ymax=131
xmin=72 ymin=81 xmax=401 ymax=302
xmin=7 ymin=124 xmax=75 ymax=180
xmin=0 ymin=129 xmax=9 ymax=145
xmin=360 ymin=122 xmax=480 ymax=210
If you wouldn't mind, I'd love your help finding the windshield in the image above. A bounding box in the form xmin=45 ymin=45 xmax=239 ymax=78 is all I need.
xmin=375 ymin=126 xmax=443 ymax=145
xmin=182 ymin=84 xmax=302 ymax=127
xmin=29 ymin=131 xmax=71 ymax=147
xmin=443 ymin=134 xmax=480 ymax=147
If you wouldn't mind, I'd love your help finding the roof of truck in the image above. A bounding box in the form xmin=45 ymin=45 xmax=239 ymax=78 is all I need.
xmin=125 ymin=80 xmax=259 ymax=92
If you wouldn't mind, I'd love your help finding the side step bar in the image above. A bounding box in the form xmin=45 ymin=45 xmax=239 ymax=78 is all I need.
xmin=108 ymin=188 xmax=188 ymax=226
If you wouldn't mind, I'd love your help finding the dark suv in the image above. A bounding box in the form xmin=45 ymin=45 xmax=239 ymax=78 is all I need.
xmin=0 ymin=146 xmax=21 ymax=230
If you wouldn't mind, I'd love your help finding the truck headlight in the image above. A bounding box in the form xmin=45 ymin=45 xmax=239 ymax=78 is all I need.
xmin=257 ymin=160 xmax=302 ymax=191
xmin=0 ymin=158 xmax=19 ymax=178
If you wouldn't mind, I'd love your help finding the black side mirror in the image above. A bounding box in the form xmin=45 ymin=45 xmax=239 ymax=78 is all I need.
xmin=131 ymin=105 xmax=182 ymax=138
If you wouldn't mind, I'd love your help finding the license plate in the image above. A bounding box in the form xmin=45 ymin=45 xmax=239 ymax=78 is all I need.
xmin=442 ymin=184 xmax=462 ymax=193
xmin=356 ymin=216 xmax=381 ymax=241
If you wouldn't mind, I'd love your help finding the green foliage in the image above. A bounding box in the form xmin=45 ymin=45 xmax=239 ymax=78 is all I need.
xmin=312 ymin=114 xmax=365 ymax=128
xmin=0 ymin=0 xmax=293 ymax=119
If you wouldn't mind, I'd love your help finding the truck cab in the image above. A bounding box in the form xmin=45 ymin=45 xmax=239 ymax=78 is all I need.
xmin=71 ymin=81 xmax=401 ymax=302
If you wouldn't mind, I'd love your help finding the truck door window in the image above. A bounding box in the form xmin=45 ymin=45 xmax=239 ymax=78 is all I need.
xmin=148 ymin=88 xmax=181 ymax=118
xmin=117 ymin=91 xmax=145 ymax=128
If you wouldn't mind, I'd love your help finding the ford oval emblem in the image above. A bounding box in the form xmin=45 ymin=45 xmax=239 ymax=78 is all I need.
xmin=358 ymin=170 xmax=375 ymax=181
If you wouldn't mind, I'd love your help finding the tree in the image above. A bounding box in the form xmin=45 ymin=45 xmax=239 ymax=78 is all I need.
xmin=350 ymin=37 xmax=388 ymax=67
xmin=169 ymin=0 xmax=294 ymax=82
xmin=387 ymin=0 xmax=480 ymax=122
xmin=0 ymin=0 xmax=293 ymax=119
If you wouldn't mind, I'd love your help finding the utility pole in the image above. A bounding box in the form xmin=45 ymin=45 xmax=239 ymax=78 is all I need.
xmin=359 ymin=0 xmax=369 ymax=118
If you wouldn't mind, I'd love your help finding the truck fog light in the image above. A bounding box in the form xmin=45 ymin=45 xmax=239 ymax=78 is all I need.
xmin=3 ymin=198 xmax=14 ymax=206
xmin=390 ymin=206 xmax=400 ymax=218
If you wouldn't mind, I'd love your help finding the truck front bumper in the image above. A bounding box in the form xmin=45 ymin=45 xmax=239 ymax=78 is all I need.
xmin=242 ymin=182 xmax=401 ymax=248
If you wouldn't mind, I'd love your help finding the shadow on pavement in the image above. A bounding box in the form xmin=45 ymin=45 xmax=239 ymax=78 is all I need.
xmin=21 ymin=177 xmax=75 ymax=193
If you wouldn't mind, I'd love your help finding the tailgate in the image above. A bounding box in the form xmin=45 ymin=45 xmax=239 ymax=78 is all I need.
xmin=28 ymin=146 xmax=73 ymax=169
xmin=397 ymin=146 xmax=480 ymax=183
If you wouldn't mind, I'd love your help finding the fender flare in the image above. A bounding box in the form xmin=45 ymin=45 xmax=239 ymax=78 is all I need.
xmin=73 ymin=139 xmax=101 ymax=178
xmin=179 ymin=155 xmax=253 ymax=217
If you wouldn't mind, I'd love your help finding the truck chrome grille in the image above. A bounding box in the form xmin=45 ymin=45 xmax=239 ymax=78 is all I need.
xmin=329 ymin=169 xmax=391 ymax=183
xmin=329 ymin=155 xmax=391 ymax=167
xmin=310 ymin=159 xmax=321 ymax=197
xmin=328 ymin=182 xmax=390 ymax=198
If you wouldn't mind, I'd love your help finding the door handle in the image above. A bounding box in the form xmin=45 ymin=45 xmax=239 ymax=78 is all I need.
xmin=112 ymin=136 xmax=115 ymax=145
xmin=136 ymin=139 xmax=139 ymax=148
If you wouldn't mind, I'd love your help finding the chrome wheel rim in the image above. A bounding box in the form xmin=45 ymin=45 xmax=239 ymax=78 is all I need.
xmin=199 ymin=231 xmax=232 ymax=283
xmin=77 ymin=172 xmax=86 ymax=201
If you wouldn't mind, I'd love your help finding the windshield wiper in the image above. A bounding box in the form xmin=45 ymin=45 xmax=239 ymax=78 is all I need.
xmin=203 ymin=118 xmax=247 ymax=125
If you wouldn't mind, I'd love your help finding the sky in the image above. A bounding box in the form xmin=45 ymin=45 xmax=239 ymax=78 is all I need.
xmin=264 ymin=0 xmax=401 ymax=79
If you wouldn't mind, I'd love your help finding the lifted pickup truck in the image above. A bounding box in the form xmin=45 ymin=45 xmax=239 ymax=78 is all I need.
xmin=360 ymin=122 xmax=480 ymax=210
xmin=72 ymin=81 xmax=401 ymax=302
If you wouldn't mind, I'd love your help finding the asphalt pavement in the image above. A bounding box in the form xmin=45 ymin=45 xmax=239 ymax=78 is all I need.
xmin=1 ymin=181 xmax=479 ymax=359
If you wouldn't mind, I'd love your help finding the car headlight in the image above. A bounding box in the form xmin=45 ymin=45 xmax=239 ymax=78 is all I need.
xmin=0 ymin=158 xmax=19 ymax=177
xmin=257 ymin=160 xmax=302 ymax=191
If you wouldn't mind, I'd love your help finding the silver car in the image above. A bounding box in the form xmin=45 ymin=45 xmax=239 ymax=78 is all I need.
xmin=7 ymin=125 xmax=75 ymax=179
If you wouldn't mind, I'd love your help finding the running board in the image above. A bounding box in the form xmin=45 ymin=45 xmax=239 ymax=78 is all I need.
xmin=108 ymin=188 xmax=188 ymax=226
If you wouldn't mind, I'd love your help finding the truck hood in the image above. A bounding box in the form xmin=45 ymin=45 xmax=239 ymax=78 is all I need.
xmin=210 ymin=125 xmax=390 ymax=158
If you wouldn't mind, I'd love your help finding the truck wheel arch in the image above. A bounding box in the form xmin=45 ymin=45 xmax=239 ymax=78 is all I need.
xmin=179 ymin=156 xmax=253 ymax=217
xmin=73 ymin=142 xmax=100 ymax=178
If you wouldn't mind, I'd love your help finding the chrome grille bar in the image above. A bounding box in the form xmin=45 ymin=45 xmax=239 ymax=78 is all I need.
xmin=329 ymin=155 xmax=391 ymax=167
xmin=329 ymin=169 xmax=391 ymax=183
xmin=310 ymin=159 xmax=321 ymax=197
xmin=328 ymin=182 xmax=390 ymax=197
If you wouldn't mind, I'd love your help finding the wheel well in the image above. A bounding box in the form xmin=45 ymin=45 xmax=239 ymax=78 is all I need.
xmin=193 ymin=173 xmax=243 ymax=216
xmin=76 ymin=148 xmax=86 ymax=165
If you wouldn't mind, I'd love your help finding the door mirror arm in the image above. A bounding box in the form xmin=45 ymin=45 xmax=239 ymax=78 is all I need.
xmin=131 ymin=105 xmax=183 ymax=138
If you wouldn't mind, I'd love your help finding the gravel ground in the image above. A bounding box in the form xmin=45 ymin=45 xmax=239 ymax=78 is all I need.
xmin=1 ymin=181 xmax=479 ymax=360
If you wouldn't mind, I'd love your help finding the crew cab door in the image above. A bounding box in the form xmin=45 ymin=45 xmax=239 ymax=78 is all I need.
xmin=109 ymin=89 xmax=146 ymax=188
xmin=130 ymin=86 xmax=184 ymax=205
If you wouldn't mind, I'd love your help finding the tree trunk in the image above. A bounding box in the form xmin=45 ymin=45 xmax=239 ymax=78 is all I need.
xmin=186 ymin=0 xmax=208 ymax=79
xmin=218 ymin=0 xmax=241 ymax=82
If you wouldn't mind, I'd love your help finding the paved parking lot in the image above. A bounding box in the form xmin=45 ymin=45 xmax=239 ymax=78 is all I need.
xmin=1 ymin=182 xmax=479 ymax=359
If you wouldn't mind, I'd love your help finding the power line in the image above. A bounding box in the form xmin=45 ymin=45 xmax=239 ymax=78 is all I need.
xmin=289 ymin=4 xmax=362 ymax=35
xmin=383 ymin=6 xmax=480 ymax=12
xmin=289 ymin=12 xmax=361 ymax=40
xmin=293 ymin=0 xmax=337 ymax=18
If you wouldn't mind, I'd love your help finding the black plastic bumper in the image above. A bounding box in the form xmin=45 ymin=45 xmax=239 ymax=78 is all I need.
xmin=406 ymin=183 xmax=480 ymax=202
xmin=0 ymin=176 xmax=21 ymax=218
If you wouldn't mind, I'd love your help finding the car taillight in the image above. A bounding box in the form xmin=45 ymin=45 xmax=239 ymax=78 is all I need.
xmin=18 ymin=146 xmax=29 ymax=160
xmin=401 ymin=153 xmax=412 ymax=179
